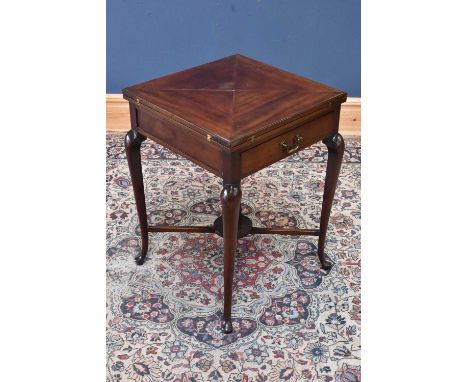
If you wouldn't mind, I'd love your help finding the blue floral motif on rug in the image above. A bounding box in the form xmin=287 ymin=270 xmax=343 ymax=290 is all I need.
xmin=107 ymin=133 xmax=361 ymax=382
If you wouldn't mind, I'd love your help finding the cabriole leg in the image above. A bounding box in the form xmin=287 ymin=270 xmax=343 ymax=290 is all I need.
xmin=125 ymin=130 xmax=149 ymax=265
xmin=318 ymin=133 xmax=345 ymax=269
xmin=220 ymin=184 xmax=242 ymax=333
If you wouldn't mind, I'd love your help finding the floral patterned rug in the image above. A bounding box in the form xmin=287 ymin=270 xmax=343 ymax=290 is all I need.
xmin=106 ymin=132 xmax=361 ymax=382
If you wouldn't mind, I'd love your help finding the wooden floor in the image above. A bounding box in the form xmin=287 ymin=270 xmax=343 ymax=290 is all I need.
xmin=106 ymin=94 xmax=361 ymax=136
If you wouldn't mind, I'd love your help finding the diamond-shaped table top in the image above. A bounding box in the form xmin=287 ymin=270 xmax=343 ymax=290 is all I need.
xmin=123 ymin=54 xmax=346 ymax=148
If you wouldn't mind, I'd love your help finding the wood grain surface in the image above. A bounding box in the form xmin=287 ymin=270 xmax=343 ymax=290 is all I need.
xmin=122 ymin=55 xmax=347 ymax=147
xmin=107 ymin=94 xmax=360 ymax=135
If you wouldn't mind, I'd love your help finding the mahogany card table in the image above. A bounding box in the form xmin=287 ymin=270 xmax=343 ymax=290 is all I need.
xmin=122 ymin=54 xmax=347 ymax=333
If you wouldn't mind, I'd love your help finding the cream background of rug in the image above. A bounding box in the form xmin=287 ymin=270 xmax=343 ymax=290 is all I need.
xmin=106 ymin=94 xmax=361 ymax=136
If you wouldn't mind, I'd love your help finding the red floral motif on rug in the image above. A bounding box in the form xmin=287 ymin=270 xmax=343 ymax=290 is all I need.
xmin=164 ymin=235 xmax=271 ymax=299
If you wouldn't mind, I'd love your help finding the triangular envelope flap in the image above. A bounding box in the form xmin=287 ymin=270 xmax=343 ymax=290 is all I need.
xmin=233 ymin=90 xmax=339 ymax=133
xmin=132 ymin=89 xmax=234 ymax=134
xmin=235 ymin=56 xmax=340 ymax=92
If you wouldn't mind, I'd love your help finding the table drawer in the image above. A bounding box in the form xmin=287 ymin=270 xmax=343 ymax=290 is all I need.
xmin=240 ymin=110 xmax=339 ymax=177
xmin=137 ymin=109 xmax=224 ymax=176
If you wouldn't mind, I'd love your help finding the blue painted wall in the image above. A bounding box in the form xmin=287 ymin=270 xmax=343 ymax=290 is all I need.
xmin=107 ymin=0 xmax=360 ymax=96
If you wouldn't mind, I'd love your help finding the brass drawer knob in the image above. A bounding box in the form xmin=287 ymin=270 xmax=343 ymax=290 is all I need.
xmin=280 ymin=134 xmax=303 ymax=154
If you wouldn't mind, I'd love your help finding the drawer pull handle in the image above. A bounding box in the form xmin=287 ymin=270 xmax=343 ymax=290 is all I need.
xmin=280 ymin=134 xmax=303 ymax=154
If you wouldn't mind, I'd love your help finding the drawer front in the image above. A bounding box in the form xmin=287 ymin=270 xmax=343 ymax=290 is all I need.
xmin=137 ymin=109 xmax=224 ymax=176
xmin=240 ymin=110 xmax=339 ymax=177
